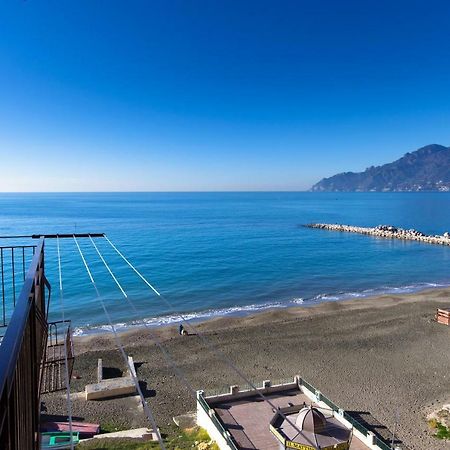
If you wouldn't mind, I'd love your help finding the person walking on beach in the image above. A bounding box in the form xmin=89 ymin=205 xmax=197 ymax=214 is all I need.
xmin=179 ymin=324 xmax=187 ymax=336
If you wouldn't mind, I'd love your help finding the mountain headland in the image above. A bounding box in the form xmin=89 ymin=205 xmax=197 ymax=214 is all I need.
xmin=311 ymin=144 xmax=450 ymax=192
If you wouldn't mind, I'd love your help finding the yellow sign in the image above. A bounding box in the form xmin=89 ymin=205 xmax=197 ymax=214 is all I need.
xmin=286 ymin=442 xmax=315 ymax=450
xmin=271 ymin=423 xmax=350 ymax=450
xmin=286 ymin=440 xmax=349 ymax=450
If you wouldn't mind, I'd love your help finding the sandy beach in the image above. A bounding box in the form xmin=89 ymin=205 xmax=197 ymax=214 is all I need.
xmin=43 ymin=288 xmax=450 ymax=449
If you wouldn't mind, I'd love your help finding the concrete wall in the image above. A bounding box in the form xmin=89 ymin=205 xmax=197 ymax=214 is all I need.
xmin=206 ymin=378 xmax=299 ymax=406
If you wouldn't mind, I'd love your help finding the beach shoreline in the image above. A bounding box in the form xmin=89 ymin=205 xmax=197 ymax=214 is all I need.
xmin=72 ymin=281 xmax=450 ymax=339
xmin=74 ymin=286 xmax=450 ymax=353
xmin=44 ymin=287 xmax=450 ymax=449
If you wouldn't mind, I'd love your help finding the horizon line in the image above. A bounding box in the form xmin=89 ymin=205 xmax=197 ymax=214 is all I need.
xmin=0 ymin=190 xmax=446 ymax=194
xmin=0 ymin=190 xmax=312 ymax=194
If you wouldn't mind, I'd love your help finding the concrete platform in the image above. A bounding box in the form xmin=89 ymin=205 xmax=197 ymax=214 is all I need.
xmin=85 ymin=376 xmax=136 ymax=400
xmin=82 ymin=427 xmax=159 ymax=442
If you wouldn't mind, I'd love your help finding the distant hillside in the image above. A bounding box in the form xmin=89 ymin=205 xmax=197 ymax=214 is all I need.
xmin=311 ymin=144 xmax=450 ymax=192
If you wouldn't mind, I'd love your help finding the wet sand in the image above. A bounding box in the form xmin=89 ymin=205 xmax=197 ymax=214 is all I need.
xmin=43 ymin=289 xmax=450 ymax=449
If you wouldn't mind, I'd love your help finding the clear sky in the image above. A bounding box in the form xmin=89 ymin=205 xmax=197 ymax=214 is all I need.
xmin=1 ymin=1 xmax=450 ymax=191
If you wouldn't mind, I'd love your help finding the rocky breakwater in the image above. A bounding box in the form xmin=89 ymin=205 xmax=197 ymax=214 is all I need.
xmin=305 ymin=223 xmax=450 ymax=246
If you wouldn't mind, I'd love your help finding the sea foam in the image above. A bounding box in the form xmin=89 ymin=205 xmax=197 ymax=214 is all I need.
xmin=72 ymin=280 xmax=448 ymax=336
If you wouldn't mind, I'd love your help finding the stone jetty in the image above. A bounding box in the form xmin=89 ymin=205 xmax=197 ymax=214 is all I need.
xmin=305 ymin=223 xmax=450 ymax=246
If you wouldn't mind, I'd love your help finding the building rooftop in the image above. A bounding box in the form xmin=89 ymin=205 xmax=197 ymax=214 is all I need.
xmin=212 ymin=388 xmax=370 ymax=450
xmin=197 ymin=377 xmax=395 ymax=450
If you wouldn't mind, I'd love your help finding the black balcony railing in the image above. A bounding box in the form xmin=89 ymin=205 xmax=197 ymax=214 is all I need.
xmin=0 ymin=244 xmax=37 ymax=337
xmin=0 ymin=239 xmax=49 ymax=450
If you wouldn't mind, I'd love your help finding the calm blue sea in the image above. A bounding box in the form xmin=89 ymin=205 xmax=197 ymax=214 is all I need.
xmin=1 ymin=192 xmax=450 ymax=335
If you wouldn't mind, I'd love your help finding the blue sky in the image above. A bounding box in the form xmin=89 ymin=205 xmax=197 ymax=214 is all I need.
xmin=1 ymin=0 xmax=450 ymax=191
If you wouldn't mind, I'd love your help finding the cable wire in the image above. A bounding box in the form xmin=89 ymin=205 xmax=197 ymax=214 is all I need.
xmin=102 ymin=235 xmax=322 ymax=447
xmin=73 ymin=235 xmax=166 ymax=450
xmin=89 ymin=235 xmax=195 ymax=395
xmin=56 ymin=236 xmax=74 ymax=450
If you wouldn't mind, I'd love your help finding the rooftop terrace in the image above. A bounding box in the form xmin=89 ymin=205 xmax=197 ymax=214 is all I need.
xmin=197 ymin=377 xmax=396 ymax=450
xmin=213 ymin=389 xmax=368 ymax=450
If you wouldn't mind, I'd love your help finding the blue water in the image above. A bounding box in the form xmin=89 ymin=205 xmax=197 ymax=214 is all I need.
xmin=1 ymin=192 xmax=450 ymax=334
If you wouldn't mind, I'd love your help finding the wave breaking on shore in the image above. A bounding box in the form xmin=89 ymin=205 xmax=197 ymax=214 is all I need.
xmin=72 ymin=281 xmax=448 ymax=336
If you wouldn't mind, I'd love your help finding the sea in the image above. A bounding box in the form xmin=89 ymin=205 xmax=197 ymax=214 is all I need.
xmin=1 ymin=192 xmax=450 ymax=336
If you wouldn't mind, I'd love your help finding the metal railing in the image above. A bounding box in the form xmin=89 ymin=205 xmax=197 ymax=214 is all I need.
xmin=320 ymin=393 xmax=340 ymax=412
xmin=343 ymin=411 xmax=369 ymax=437
xmin=0 ymin=239 xmax=49 ymax=450
xmin=0 ymin=245 xmax=37 ymax=334
xmin=375 ymin=436 xmax=396 ymax=450
xmin=298 ymin=377 xmax=316 ymax=395
xmin=41 ymin=320 xmax=74 ymax=394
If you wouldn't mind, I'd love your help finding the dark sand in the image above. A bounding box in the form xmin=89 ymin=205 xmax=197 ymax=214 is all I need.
xmin=42 ymin=289 xmax=450 ymax=449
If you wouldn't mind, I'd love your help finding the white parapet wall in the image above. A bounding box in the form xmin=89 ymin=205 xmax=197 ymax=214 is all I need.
xmin=196 ymin=390 xmax=236 ymax=450
xmin=201 ymin=377 xmax=299 ymax=405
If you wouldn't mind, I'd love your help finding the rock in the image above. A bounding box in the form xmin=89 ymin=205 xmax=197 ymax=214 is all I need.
xmin=305 ymin=223 xmax=450 ymax=247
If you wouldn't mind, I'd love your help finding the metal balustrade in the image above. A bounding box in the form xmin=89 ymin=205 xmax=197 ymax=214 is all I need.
xmin=0 ymin=239 xmax=48 ymax=450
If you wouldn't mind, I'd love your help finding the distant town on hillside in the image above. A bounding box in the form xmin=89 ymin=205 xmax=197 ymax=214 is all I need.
xmin=311 ymin=144 xmax=450 ymax=192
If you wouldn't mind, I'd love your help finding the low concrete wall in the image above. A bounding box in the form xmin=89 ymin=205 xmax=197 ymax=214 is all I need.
xmin=206 ymin=378 xmax=299 ymax=405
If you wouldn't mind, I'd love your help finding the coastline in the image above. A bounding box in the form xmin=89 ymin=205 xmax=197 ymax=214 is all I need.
xmin=45 ymin=287 xmax=450 ymax=449
xmin=72 ymin=280 xmax=450 ymax=338
xmin=74 ymin=286 xmax=450 ymax=353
